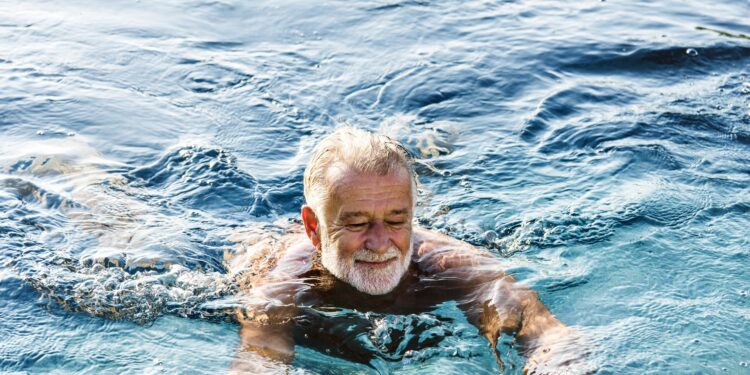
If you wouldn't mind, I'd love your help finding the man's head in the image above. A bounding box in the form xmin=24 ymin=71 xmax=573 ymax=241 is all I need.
xmin=301 ymin=126 xmax=417 ymax=295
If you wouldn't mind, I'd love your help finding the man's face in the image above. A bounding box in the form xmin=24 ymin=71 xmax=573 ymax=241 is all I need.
xmin=317 ymin=167 xmax=413 ymax=295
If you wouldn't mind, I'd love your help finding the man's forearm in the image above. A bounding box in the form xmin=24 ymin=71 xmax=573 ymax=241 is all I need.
xmin=516 ymin=290 xmax=566 ymax=350
xmin=230 ymin=341 xmax=293 ymax=374
xmin=231 ymin=321 xmax=295 ymax=374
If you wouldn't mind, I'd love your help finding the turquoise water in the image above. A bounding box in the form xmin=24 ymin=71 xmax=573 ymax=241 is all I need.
xmin=1 ymin=0 xmax=749 ymax=373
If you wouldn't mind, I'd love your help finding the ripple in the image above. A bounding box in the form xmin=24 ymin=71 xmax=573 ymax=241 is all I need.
xmin=24 ymin=261 xmax=237 ymax=324
xmin=562 ymin=44 xmax=750 ymax=76
xmin=293 ymin=303 xmax=492 ymax=366
xmin=0 ymin=177 xmax=78 ymax=211
xmin=541 ymin=275 xmax=591 ymax=293
xmin=638 ymin=184 xmax=710 ymax=227
xmin=1 ymin=144 xmax=244 ymax=325
xmin=367 ymin=0 xmax=430 ymax=12
xmin=600 ymin=143 xmax=685 ymax=171
xmin=522 ymin=84 xmax=639 ymax=147
xmin=492 ymin=213 xmax=618 ymax=254
xmin=177 ymin=62 xmax=253 ymax=94
xmin=695 ymin=26 xmax=750 ymax=41
xmin=187 ymin=40 xmax=245 ymax=51
xmin=378 ymin=114 xmax=459 ymax=159
xmin=127 ymin=144 xmax=269 ymax=216
xmin=342 ymin=61 xmax=518 ymax=120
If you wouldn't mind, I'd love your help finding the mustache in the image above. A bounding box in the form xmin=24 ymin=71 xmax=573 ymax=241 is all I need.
xmin=351 ymin=246 xmax=400 ymax=263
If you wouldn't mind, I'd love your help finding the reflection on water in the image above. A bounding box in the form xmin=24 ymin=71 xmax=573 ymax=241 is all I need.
xmin=2 ymin=0 xmax=750 ymax=373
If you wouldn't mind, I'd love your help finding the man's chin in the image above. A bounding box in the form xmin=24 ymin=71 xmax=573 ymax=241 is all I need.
xmin=350 ymin=280 xmax=399 ymax=295
xmin=346 ymin=264 xmax=403 ymax=295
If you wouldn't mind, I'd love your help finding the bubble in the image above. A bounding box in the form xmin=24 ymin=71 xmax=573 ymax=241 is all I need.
xmin=740 ymin=362 xmax=748 ymax=367
xmin=483 ymin=230 xmax=497 ymax=243
xmin=686 ymin=48 xmax=699 ymax=56
xmin=36 ymin=130 xmax=46 ymax=136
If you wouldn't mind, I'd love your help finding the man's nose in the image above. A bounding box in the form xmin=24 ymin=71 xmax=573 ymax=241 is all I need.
xmin=365 ymin=221 xmax=389 ymax=254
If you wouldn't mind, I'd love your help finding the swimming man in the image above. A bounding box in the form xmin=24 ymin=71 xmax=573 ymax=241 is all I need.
xmin=230 ymin=127 xmax=586 ymax=374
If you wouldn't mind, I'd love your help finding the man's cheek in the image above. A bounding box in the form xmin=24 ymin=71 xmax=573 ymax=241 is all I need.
xmin=395 ymin=231 xmax=412 ymax=250
xmin=337 ymin=237 xmax=362 ymax=256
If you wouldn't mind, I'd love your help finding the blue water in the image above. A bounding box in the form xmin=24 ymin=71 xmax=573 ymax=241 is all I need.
xmin=1 ymin=0 xmax=749 ymax=373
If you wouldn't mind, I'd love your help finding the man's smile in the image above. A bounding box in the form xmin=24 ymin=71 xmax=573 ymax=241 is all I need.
xmin=354 ymin=258 xmax=397 ymax=269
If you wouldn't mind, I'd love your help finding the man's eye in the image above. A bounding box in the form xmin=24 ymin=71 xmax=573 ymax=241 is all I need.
xmin=386 ymin=220 xmax=406 ymax=226
xmin=346 ymin=223 xmax=368 ymax=230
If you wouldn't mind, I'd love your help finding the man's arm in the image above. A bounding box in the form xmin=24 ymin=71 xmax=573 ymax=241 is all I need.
xmin=230 ymin=321 xmax=294 ymax=374
xmin=230 ymin=232 xmax=317 ymax=370
xmin=412 ymin=227 xmax=587 ymax=373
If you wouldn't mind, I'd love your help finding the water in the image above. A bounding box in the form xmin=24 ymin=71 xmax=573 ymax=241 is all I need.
xmin=1 ymin=0 xmax=749 ymax=373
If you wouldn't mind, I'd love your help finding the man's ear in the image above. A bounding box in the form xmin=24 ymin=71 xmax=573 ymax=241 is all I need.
xmin=301 ymin=205 xmax=321 ymax=247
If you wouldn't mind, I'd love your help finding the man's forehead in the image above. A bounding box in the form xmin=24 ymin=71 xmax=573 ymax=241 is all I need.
xmin=323 ymin=164 xmax=413 ymax=215
xmin=325 ymin=163 xmax=411 ymax=192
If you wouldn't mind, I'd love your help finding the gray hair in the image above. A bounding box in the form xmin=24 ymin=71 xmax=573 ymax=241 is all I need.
xmin=303 ymin=126 xmax=417 ymax=218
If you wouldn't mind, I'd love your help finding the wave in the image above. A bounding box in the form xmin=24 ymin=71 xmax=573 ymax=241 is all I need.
xmin=561 ymin=44 xmax=750 ymax=76
xmin=177 ymin=62 xmax=253 ymax=94
xmin=127 ymin=145 xmax=273 ymax=217
xmin=0 ymin=145 xmax=254 ymax=324
xmin=418 ymin=176 xmax=711 ymax=256
xmin=0 ymin=176 xmax=81 ymax=212
xmin=521 ymin=83 xmax=640 ymax=146
xmin=291 ymin=304 xmax=492 ymax=365
xmin=24 ymin=257 xmax=238 ymax=324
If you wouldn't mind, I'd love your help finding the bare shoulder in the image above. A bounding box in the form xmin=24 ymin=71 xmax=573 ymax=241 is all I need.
xmin=225 ymin=221 xmax=315 ymax=288
xmin=412 ymin=226 xmax=501 ymax=274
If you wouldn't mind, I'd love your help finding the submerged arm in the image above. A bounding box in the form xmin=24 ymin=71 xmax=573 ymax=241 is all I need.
xmin=231 ymin=234 xmax=317 ymax=372
xmin=231 ymin=321 xmax=294 ymax=373
xmin=412 ymin=227 xmax=587 ymax=373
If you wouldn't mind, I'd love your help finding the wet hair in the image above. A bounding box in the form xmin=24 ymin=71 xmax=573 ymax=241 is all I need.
xmin=303 ymin=126 xmax=417 ymax=219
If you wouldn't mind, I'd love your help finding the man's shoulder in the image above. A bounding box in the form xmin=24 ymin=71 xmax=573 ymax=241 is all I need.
xmin=412 ymin=226 xmax=498 ymax=273
xmin=228 ymin=224 xmax=314 ymax=288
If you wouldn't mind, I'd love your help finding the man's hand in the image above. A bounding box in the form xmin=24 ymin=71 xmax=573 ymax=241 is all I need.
xmin=522 ymin=326 xmax=593 ymax=374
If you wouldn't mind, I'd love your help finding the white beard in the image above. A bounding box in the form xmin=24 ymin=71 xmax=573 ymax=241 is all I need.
xmin=320 ymin=239 xmax=413 ymax=295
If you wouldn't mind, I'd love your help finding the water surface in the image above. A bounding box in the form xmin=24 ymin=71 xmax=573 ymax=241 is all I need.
xmin=1 ymin=0 xmax=750 ymax=373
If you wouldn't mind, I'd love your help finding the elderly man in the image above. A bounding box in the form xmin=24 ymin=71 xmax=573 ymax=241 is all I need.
xmin=231 ymin=127 xmax=584 ymax=373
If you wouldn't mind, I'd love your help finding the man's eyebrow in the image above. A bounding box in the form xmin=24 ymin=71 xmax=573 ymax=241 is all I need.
xmin=338 ymin=209 xmax=409 ymax=221
xmin=387 ymin=208 xmax=409 ymax=216
xmin=338 ymin=211 xmax=370 ymax=221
